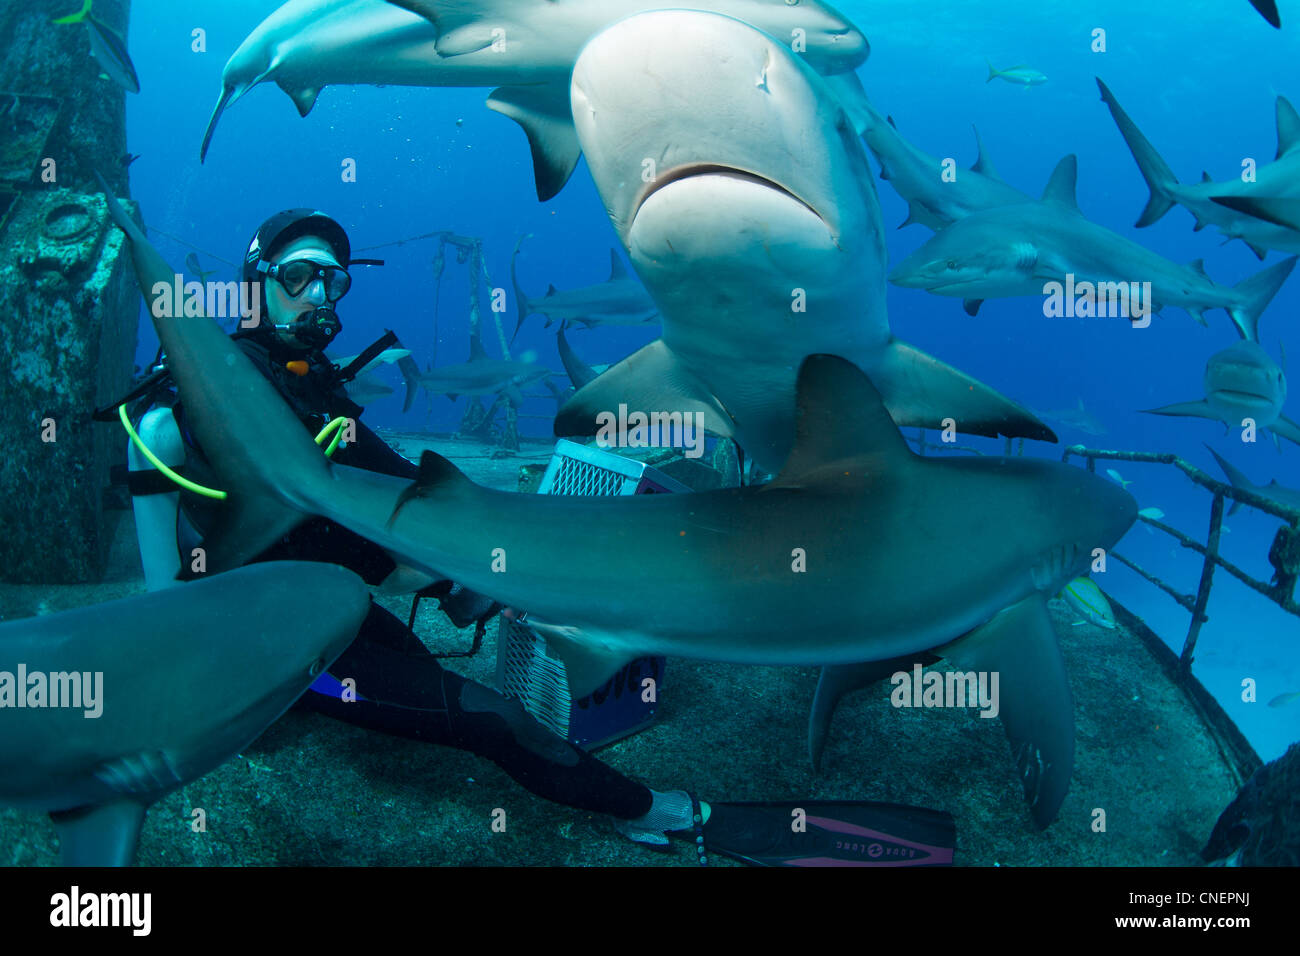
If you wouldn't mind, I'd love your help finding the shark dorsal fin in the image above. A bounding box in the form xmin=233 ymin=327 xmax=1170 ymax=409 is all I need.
xmin=468 ymin=334 xmax=489 ymax=362
xmin=1276 ymin=95 xmax=1300 ymax=158
xmin=1201 ymin=171 xmax=1214 ymax=183
xmin=970 ymin=126 xmax=1000 ymax=179
xmin=1189 ymin=258 xmax=1208 ymax=276
xmin=772 ymin=355 xmax=911 ymax=487
xmin=1041 ymin=155 xmax=1079 ymax=209
xmin=608 ymin=250 xmax=628 ymax=281
xmin=887 ymin=115 xmax=898 ymax=129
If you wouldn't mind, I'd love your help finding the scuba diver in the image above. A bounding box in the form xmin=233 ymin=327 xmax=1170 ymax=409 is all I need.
xmin=101 ymin=199 xmax=956 ymax=866
xmin=116 ymin=209 xmax=695 ymax=849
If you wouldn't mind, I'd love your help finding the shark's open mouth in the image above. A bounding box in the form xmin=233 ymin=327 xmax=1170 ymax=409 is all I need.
xmin=633 ymin=164 xmax=825 ymax=227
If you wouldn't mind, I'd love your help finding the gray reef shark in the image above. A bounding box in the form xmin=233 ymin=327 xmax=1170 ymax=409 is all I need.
xmin=0 ymin=562 xmax=368 ymax=865
xmin=1031 ymin=398 xmax=1109 ymax=438
xmin=416 ymin=336 xmax=551 ymax=406
xmin=511 ymin=238 xmax=658 ymax=340
xmin=201 ymin=0 xmax=868 ymax=199
xmin=1205 ymin=445 xmax=1300 ymax=517
xmin=102 ymin=99 xmax=1133 ymax=834
xmin=1143 ymin=341 xmax=1299 ymax=447
xmin=555 ymin=8 xmax=1053 ymax=474
xmin=1097 ymin=78 xmax=1300 ymax=258
xmin=855 ymin=94 xmax=1031 ymax=231
xmin=890 ymin=154 xmax=1297 ymax=340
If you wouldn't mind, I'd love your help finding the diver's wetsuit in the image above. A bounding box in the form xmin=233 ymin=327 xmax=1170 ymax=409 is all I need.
xmin=165 ymin=336 xmax=653 ymax=820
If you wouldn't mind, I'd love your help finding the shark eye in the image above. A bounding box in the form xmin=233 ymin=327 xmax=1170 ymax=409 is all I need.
xmin=946 ymin=260 xmax=957 ymax=270
xmin=785 ymin=0 xmax=800 ymax=6
xmin=309 ymin=657 xmax=326 ymax=678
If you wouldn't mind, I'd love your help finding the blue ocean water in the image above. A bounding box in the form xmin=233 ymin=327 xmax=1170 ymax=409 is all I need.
xmin=122 ymin=0 xmax=1298 ymax=759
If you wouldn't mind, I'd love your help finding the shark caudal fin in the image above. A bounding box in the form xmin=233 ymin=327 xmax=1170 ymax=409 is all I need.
xmin=509 ymin=234 xmax=534 ymax=341
xmin=1096 ymin=78 xmax=1178 ymax=227
xmin=1204 ymin=444 xmax=1252 ymax=516
xmin=1249 ymin=0 xmax=1282 ymax=27
xmin=1228 ymin=256 xmax=1297 ymax=343
xmin=937 ymin=595 xmax=1075 ymax=829
xmin=556 ymin=322 xmax=598 ymax=390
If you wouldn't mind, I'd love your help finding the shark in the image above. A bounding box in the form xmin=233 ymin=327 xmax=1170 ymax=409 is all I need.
xmin=1097 ymin=77 xmax=1300 ymax=259
xmin=556 ymin=324 xmax=600 ymax=391
xmin=511 ymin=237 xmax=658 ymax=340
xmin=330 ymin=346 xmax=419 ymax=410
xmin=1143 ymin=341 xmax=1299 ymax=447
xmin=1031 ymin=399 xmax=1108 ymax=438
xmin=890 ymin=154 xmax=1298 ymax=340
xmin=555 ymin=8 xmax=1054 ymax=474
xmin=0 ymin=562 xmax=369 ymax=865
xmin=1249 ymin=0 xmax=1282 ymax=27
xmin=1206 ymin=446 xmax=1300 ymax=517
xmin=200 ymin=0 xmax=869 ymax=200
xmin=416 ymin=336 xmax=551 ymax=406
xmin=854 ymin=94 xmax=1031 ymax=231
xmin=100 ymin=147 xmax=1134 ymax=834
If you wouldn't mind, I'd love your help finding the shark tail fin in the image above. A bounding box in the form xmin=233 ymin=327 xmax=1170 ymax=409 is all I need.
xmin=1204 ymin=444 xmax=1248 ymax=516
xmin=1249 ymin=0 xmax=1282 ymax=28
xmin=510 ymin=234 xmax=533 ymax=342
xmin=1095 ymin=78 xmax=1178 ymax=227
xmin=986 ymin=60 xmax=998 ymax=83
xmin=1228 ymin=255 xmax=1297 ymax=343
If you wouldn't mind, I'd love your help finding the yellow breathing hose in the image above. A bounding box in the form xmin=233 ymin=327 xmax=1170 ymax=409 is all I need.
xmin=119 ymin=404 xmax=349 ymax=500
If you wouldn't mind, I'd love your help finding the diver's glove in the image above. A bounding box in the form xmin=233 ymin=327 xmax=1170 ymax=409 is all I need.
xmin=613 ymin=789 xmax=709 ymax=848
xmin=438 ymin=582 xmax=503 ymax=630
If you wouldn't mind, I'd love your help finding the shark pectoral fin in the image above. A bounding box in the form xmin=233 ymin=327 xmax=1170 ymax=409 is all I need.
xmin=962 ymin=298 xmax=984 ymax=316
xmin=936 ymin=595 xmax=1074 ymax=829
xmin=379 ymin=564 xmax=441 ymax=595
xmin=1270 ymin=415 xmax=1300 ymax=446
xmin=278 ymin=82 xmax=322 ymax=118
xmin=554 ymin=339 xmax=734 ymax=439
xmin=528 ymin=621 xmax=634 ymax=698
xmin=1140 ymin=399 xmax=1212 ymax=419
xmin=487 ymin=85 xmax=582 ymax=202
xmin=200 ymin=84 xmax=236 ymax=163
xmin=820 ymin=70 xmax=874 ymax=136
xmin=179 ymin=493 xmax=306 ymax=580
xmin=809 ymin=655 xmax=939 ymax=772
xmin=50 ymin=799 xmax=149 ymax=866
xmin=869 ymin=339 xmax=1058 ymax=442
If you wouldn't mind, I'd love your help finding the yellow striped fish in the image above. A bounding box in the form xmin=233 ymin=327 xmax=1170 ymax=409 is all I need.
xmin=1061 ymin=577 xmax=1116 ymax=629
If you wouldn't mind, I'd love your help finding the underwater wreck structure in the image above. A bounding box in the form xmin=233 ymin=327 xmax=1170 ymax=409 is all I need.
xmin=0 ymin=0 xmax=137 ymax=583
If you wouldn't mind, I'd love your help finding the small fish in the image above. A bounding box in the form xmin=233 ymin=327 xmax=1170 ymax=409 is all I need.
xmin=1268 ymin=691 xmax=1300 ymax=708
xmin=53 ymin=0 xmax=141 ymax=95
xmin=986 ymin=61 xmax=1047 ymax=87
xmin=1138 ymin=507 xmax=1165 ymax=520
xmin=1060 ymin=577 xmax=1116 ymax=629
xmin=185 ymin=253 xmax=215 ymax=284
xmin=1106 ymin=468 xmax=1132 ymax=489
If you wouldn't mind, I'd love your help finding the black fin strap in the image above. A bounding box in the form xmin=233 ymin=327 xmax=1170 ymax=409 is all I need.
xmin=335 ymin=329 xmax=400 ymax=385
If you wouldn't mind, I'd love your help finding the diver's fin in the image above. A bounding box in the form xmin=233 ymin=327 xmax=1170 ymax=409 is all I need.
xmin=935 ymin=594 xmax=1073 ymax=829
xmin=1271 ymin=414 xmax=1300 ymax=446
xmin=486 ymin=84 xmax=582 ymax=202
xmin=50 ymin=799 xmax=148 ymax=867
xmin=554 ymin=339 xmax=734 ymax=440
xmin=870 ymin=339 xmax=1058 ymax=442
xmin=1140 ymin=399 xmax=1214 ymax=420
xmin=696 ymin=800 xmax=955 ymax=867
xmin=809 ymin=656 xmax=940 ymax=771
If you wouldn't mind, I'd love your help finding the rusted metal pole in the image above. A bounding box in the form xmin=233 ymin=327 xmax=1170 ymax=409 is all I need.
xmin=1180 ymin=493 xmax=1225 ymax=674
